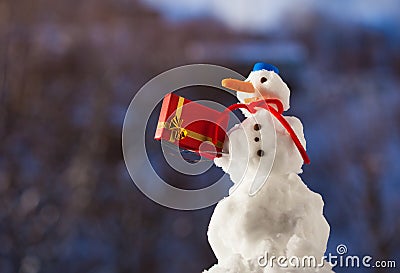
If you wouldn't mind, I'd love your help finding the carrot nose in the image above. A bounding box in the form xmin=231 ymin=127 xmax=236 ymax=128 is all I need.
xmin=221 ymin=78 xmax=255 ymax=93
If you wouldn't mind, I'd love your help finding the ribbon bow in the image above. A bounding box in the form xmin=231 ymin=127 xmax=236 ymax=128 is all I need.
xmin=167 ymin=115 xmax=187 ymax=142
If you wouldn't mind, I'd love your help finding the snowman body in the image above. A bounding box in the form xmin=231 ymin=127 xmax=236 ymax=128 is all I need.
xmin=203 ymin=64 xmax=333 ymax=273
xmin=215 ymin=108 xmax=305 ymax=186
xmin=205 ymin=109 xmax=333 ymax=273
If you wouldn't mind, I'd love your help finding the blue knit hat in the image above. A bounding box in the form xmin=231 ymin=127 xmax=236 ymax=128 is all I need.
xmin=252 ymin=62 xmax=279 ymax=74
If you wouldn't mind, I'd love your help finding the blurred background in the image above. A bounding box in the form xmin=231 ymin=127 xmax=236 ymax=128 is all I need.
xmin=1 ymin=0 xmax=399 ymax=272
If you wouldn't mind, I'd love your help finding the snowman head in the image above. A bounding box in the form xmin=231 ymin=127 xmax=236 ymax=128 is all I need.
xmin=222 ymin=62 xmax=291 ymax=111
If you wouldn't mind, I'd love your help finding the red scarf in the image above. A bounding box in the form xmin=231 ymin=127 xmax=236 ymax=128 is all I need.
xmin=215 ymin=99 xmax=310 ymax=164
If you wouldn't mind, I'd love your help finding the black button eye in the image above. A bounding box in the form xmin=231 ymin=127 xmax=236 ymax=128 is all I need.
xmin=254 ymin=137 xmax=260 ymax=142
xmin=253 ymin=124 xmax=261 ymax=131
xmin=260 ymin=77 xmax=267 ymax=83
xmin=257 ymin=150 xmax=265 ymax=157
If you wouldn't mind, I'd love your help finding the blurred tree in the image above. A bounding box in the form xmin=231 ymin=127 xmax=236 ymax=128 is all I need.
xmin=0 ymin=0 xmax=399 ymax=273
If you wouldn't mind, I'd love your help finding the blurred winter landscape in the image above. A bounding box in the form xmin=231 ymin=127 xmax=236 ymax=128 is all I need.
xmin=0 ymin=0 xmax=399 ymax=272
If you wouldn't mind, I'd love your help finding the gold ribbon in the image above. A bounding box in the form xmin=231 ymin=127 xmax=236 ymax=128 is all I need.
xmin=168 ymin=115 xmax=188 ymax=141
xmin=166 ymin=96 xmax=186 ymax=142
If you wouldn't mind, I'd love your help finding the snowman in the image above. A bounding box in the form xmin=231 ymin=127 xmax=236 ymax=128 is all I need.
xmin=203 ymin=63 xmax=334 ymax=273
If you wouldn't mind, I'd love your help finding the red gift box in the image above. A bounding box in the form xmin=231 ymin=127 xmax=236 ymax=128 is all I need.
xmin=154 ymin=93 xmax=228 ymax=159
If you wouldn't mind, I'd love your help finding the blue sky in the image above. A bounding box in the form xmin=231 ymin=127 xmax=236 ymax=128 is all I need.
xmin=141 ymin=0 xmax=400 ymax=33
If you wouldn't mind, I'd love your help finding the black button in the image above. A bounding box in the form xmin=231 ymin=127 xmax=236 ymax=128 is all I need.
xmin=254 ymin=137 xmax=260 ymax=142
xmin=257 ymin=150 xmax=265 ymax=157
xmin=253 ymin=124 xmax=261 ymax=131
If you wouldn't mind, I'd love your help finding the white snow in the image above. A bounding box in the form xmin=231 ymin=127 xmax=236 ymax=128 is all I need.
xmin=203 ymin=70 xmax=333 ymax=272
xmin=215 ymin=109 xmax=305 ymax=194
